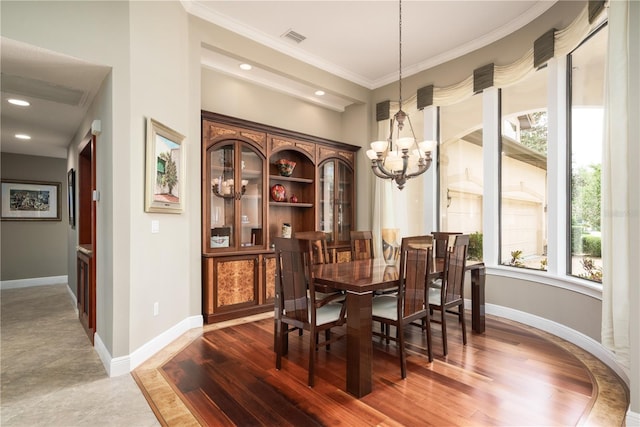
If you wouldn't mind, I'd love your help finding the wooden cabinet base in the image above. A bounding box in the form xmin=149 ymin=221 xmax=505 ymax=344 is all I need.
xmin=202 ymin=253 xmax=276 ymax=324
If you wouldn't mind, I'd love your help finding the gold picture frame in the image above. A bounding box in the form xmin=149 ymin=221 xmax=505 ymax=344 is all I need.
xmin=145 ymin=118 xmax=186 ymax=213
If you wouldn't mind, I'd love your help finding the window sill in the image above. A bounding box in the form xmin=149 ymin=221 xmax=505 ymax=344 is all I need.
xmin=485 ymin=264 xmax=603 ymax=300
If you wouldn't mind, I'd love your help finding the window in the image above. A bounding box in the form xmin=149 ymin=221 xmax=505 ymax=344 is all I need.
xmin=439 ymin=94 xmax=484 ymax=260
xmin=501 ymin=67 xmax=548 ymax=270
xmin=568 ymin=25 xmax=606 ymax=282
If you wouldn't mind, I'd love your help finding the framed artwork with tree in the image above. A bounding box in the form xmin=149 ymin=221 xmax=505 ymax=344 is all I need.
xmin=145 ymin=118 xmax=186 ymax=213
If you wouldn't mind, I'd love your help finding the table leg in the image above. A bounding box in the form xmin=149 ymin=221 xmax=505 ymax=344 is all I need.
xmin=471 ymin=266 xmax=485 ymax=333
xmin=345 ymin=291 xmax=373 ymax=397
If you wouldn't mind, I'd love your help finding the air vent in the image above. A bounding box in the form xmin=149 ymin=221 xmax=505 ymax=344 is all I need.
xmin=281 ymin=29 xmax=306 ymax=44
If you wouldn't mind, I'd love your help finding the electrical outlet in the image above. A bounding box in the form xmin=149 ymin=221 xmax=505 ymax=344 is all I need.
xmin=153 ymin=302 xmax=159 ymax=316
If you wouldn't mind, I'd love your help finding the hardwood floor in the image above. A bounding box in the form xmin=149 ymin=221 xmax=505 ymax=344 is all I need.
xmin=133 ymin=312 xmax=628 ymax=426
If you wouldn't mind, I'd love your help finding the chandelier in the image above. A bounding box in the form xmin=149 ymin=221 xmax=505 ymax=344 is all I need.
xmin=366 ymin=0 xmax=434 ymax=190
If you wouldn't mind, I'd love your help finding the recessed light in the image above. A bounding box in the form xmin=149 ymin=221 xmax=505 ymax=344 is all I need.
xmin=8 ymin=98 xmax=30 ymax=107
xmin=15 ymin=134 xmax=31 ymax=140
xmin=315 ymin=90 xmax=325 ymax=96
xmin=239 ymin=63 xmax=252 ymax=71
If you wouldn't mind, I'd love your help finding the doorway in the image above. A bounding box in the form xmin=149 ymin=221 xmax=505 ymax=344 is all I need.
xmin=77 ymin=133 xmax=96 ymax=343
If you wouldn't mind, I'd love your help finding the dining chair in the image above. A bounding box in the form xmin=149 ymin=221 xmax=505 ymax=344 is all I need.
xmin=371 ymin=237 xmax=434 ymax=378
xmin=273 ymin=237 xmax=347 ymax=387
xmin=429 ymin=234 xmax=469 ymax=356
xmin=294 ymin=230 xmax=334 ymax=265
xmin=350 ymin=230 xmax=374 ymax=261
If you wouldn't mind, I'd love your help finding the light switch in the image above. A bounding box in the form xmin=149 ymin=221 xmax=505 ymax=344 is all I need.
xmin=151 ymin=220 xmax=160 ymax=233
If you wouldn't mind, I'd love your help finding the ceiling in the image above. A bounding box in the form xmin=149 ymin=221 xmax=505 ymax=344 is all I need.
xmin=1 ymin=1 xmax=555 ymax=159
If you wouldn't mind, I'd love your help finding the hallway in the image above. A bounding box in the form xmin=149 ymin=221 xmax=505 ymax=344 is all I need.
xmin=0 ymin=284 xmax=158 ymax=426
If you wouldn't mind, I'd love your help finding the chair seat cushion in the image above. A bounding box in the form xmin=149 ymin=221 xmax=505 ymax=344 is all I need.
xmin=428 ymin=287 xmax=441 ymax=306
xmin=372 ymin=295 xmax=398 ymax=321
xmin=312 ymin=303 xmax=345 ymax=326
xmin=374 ymin=286 xmax=398 ymax=295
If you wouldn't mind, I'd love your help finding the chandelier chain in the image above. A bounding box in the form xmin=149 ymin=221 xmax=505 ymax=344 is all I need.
xmin=366 ymin=0 xmax=433 ymax=190
xmin=398 ymin=0 xmax=403 ymax=110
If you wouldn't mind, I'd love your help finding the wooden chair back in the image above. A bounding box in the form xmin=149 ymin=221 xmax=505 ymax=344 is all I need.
xmin=432 ymin=231 xmax=462 ymax=259
xmin=294 ymin=231 xmax=333 ymax=264
xmin=398 ymin=238 xmax=433 ymax=320
xmin=399 ymin=235 xmax=433 ymax=253
xmin=350 ymin=230 xmax=374 ymax=260
xmin=274 ymin=237 xmax=309 ymax=327
xmin=442 ymin=234 xmax=469 ymax=304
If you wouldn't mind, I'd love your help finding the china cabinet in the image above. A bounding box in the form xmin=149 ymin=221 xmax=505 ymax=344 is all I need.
xmin=202 ymin=112 xmax=359 ymax=323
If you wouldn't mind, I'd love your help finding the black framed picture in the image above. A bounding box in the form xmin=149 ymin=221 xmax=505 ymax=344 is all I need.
xmin=68 ymin=169 xmax=75 ymax=227
xmin=1 ymin=179 xmax=61 ymax=221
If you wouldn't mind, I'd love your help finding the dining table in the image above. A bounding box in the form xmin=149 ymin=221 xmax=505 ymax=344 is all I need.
xmin=313 ymin=256 xmax=486 ymax=398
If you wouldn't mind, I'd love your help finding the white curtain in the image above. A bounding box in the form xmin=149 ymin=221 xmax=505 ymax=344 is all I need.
xmin=372 ymin=119 xmax=396 ymax=257
xmin=601 ymin=0 xmax=630 ymax=371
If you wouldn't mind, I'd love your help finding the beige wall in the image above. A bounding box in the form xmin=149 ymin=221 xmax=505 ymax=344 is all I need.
xmin=1 ymin=154 xmax=68 ymax=281
xmin=484 ymin=275 xmax=602 ymax=341
xmin=128 ymin=0 xmax=193 ymax=351
xmin=200 ymin=69 xmax=346 ymax=141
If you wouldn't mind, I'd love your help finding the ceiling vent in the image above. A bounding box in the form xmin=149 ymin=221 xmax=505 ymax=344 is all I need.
xmin=281 ymin=29 xmax=306 ymax=44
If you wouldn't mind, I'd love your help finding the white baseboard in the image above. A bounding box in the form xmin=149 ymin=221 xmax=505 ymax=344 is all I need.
xmin=1 ymin=275 xmax=68 ymax=290
xmin=627 ymin=410 xmax=640 ymax=426
xmin=94 ymin=315 xmax=204 ymax=377
xmin=64 ymin=283 xmax=79 ymax=316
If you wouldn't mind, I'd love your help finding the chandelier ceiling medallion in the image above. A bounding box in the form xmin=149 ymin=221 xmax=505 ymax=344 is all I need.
xmin=366 ymin=0 xmax=434 ymax=190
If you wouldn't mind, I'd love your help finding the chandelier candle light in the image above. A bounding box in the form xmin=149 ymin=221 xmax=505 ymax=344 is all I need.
xmin=366 ymin=0 xmax=435 ymax=190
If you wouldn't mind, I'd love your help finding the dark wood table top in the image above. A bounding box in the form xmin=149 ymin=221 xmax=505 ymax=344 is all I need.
xmin=313 ymin=257 xmax=485 ymax=294
xmin=312 ymin=258 xmax=397 ymax=293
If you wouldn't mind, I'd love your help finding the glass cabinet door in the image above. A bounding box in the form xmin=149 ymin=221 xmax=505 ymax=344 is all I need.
xmin=335 ymin=160 xmax=352 ymax=244
xmin=209 ymin=143 xmax=236 ymax=249
xmin=207 ymin=140 xmax=265 ymax=251
xmin=319 ymin=161 xmax=335 ymax=242
xmin=240 ymin=145 xmax=263 ymax=247
xmin=319 ymin=159 xmax=353 ymax=245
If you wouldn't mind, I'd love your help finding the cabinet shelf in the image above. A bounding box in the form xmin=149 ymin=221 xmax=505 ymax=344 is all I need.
xmin=269 ymin=175 xmax=314 ymax=184
xmin=269 ymin=202 xmax=313 ymax=208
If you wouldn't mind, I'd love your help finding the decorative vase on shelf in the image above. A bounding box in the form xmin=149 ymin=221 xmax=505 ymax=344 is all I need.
xmin=275 ymin=159 xmax=296 ymax=177
xmin=381 ymin=228 xmax=400 ymax=265
xmin=271 ymin=184 xmax=286 ymax=202
xmin=282 ymin=223 xmax=292 ymax=238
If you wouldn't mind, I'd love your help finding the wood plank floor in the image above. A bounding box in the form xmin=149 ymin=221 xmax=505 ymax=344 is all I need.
xmin=133 ymin=312 xmax=629 ymax=426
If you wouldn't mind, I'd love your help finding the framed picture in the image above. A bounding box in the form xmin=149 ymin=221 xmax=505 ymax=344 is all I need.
xmin=68 ymin=169 xmax=76 ymax=227
xmin=145 ymin=118 xmax=186 ymax=213
xmin=1 ymin=179 xmax=61 ymax=221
